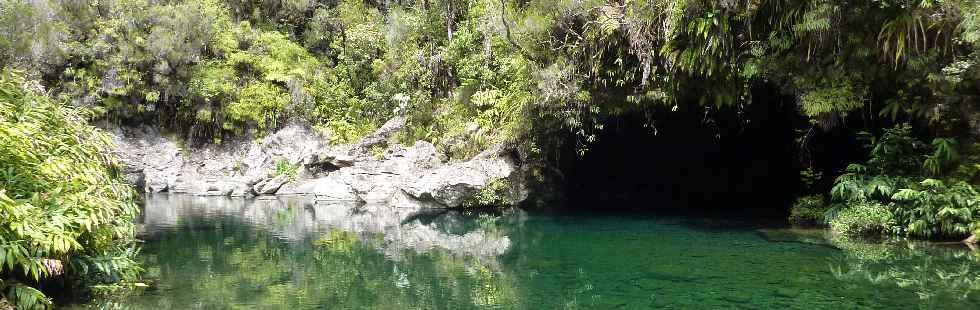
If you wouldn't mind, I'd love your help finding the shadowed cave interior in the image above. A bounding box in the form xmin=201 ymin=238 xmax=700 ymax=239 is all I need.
xmin=557 ymin=86 xmax=865 ymax=219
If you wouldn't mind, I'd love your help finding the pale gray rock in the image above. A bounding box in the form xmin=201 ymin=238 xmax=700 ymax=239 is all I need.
xmin=108 ymin=125 xmax=183 ymax=193
xmin=311 ymin=141 xmax=442 ymax=202
xmin=401 ymin=150 xmax=521 ymax=208
xmin=108 ymin=118 xmax=526 ymax=208
xmin=302 ymin=148 xmax=355 ymax=176
xmin=253 ymin=175 xmax=289 ymax=195
xmin=356 ymin=115 xmax=406 ymax=151
xmin=279 ymin=176 xmax=361 ymax=201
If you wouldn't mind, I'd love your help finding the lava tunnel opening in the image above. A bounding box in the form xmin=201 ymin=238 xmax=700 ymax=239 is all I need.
xmin=557 ymin=86 xmax=824 ymax=219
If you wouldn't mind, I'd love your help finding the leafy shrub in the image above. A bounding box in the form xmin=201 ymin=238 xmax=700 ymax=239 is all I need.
xmin=0 ymin=70 xmax=141 ymax=308
xmin=826 ymin=124 xmax=980 ymax=239
xmin=800 ymin=79 xmax=865 ymax=120
xmin=890 ymin=179 xmax=980 ymax=239
xmin=829 ymin=202 xmax=895 ymax=237
xmin=273 ymin=158 xmax=299 ymax=181
xmin=223 ymin=81 xmax=289 ymax=132
xmin=788 ymin=195 xmax=829 ymax=226
xmin=463 ymin=179 xmax=517 ymax=208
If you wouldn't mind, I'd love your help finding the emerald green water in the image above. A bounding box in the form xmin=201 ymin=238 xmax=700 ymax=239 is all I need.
xmin=90 ymin=195 xmax=980 ymax=309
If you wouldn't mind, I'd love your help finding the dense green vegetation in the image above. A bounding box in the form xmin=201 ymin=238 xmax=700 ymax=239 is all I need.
xmin=826 ymin=125 xmax=980 ymax=239
xmin=5 ymin=0 xmax=972 ymax=156
xmin=3 ymin=0 xmax=980 ymax=305
xmin=0 ymin=70 xmax=140 ymax=308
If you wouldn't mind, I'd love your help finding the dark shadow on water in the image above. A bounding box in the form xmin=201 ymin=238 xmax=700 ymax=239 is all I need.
xmin=524 ymin=204 xmax=792 ymax=233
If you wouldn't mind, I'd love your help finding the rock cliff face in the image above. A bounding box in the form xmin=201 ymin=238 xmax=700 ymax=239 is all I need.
xmin=108 ymin=120 xmax=526 ymax=208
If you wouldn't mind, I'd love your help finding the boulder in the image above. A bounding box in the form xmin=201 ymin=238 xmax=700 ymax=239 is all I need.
xmin=253 ymin=175 xmax=289 ymax=195
xmin=401 ymin=151 xmax=521 ymax=208
xmin=402 ymin=141 xmax=442 ymax=169
xmin=337 ymin=141 xmax=443 ymax=202
xmin=146 ymin=179 xmax=169 ymax=193
xmin=310 ymin=177 xmax=361 ymax=201
xmin=302 ymin=149 xmax=355 ymax=174
xmin=278 ymin=176 xmax=361 ymax=201
xmin=356 ymin=115 xmax=406 ymax=151
xmin=108 ymin=125 xmax=182 ymax=193
xmin=257 ymin=123 xmax=330 ymax=164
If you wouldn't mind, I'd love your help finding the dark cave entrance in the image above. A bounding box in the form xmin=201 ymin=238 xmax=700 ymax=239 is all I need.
xmin=556 ymin=85 xmax=863 ymax=219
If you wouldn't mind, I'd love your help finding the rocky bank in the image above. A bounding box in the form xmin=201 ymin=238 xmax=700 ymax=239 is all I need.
xmin=108 ymin=118 xmax=527 ymax=209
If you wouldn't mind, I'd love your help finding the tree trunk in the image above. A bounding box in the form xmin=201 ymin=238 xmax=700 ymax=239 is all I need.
xmin=446 ymin=0 xmax=454 ymax=42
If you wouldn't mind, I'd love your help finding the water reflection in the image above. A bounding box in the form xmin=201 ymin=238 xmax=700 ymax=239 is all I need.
xmin=829 ymin=236 xmax=980 ymax=306
xmin=138 ymin=194 xmax=514 ymax=260
xmin=126 ymin=194 xmax=521 ymax=309
xmin=78 ymin=196 xmax=980 ymax=309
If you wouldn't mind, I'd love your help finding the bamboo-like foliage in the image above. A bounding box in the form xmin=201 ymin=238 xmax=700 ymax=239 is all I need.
xmin=0 ymin=70 xmax=141 ymax=309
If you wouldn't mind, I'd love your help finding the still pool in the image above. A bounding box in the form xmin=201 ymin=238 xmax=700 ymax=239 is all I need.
xmin=84 ymin=195 xmax=980 ymax=309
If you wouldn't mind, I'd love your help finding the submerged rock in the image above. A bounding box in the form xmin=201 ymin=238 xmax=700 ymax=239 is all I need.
xmin=756 ymin=228 xmax=834 ymax=247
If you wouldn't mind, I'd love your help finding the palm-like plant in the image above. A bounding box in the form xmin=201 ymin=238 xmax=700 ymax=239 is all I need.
xmin=0 ymin=70 xmax=141 ymax=309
